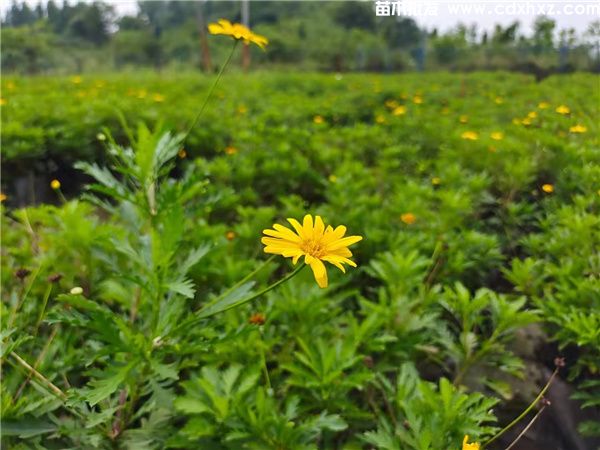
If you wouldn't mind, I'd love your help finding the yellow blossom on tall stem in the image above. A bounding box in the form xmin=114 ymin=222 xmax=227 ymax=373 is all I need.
xmin=262 ymin=214 xmax=362 ymax=288
xmin=462 ymin=435 xmax=480 ymax=450
xmin=208 ymin=19 xmax=268 ymax=49
xmin=50 ymin=179 xmax=61 ymax=190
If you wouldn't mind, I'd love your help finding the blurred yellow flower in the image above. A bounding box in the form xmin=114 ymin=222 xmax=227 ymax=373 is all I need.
xmin=208 ymin=19 xmax=268 ymax=49
xmin=328 ymin=174 xmax=338 ymax=183
xmin=556 ymin=105 xmax=570 ymax=115
xmin=0 ymin=98 xmax=6 ymax=105
xmin=0 ymin=192 xmax=7 ymax=202
xmin=521 ymin=117 xmax=532 ymax=126
xmin=385 ymin=99 xmax=399 ymax=109
xmin=459 ymin=115 xmax=468 ymax=124
xmin=527 ymin=111 xmax=537 ymax=119
xmin=226 ymin=231 xmax=236 ymax=241
xmin=401 ymin=213 xmax=416 ymax=224
xmin=490 ymin=131 xmax=504 ymax=140
xmin=431 ymin=177 xmax=441 ymax=185
xmin=71 ymin=75 xmax=82 ymax=84
xmin=152 ymin=93 xmax=165 ymax=102
xmin=262 ymin=214 xmax=362 ymax=288
xmin=538 ymin=101 xmax=550 ymax=109
xmin=178 ymin=149 xmax=187 ymax=158
xmin=461 ymin=131 xmax=479 ymax=140
xmin=137 ymin=89 xmax=147 ymax=99
xmin=392 ymin=106 xmax=406 ymax=116
xmin=569 ymin=124 xmax=587 ymax=133
xmin=462 ymin=435 xmax=480 ymax=450
xmin=375 ymin=115 xmax=386 ymax=124
xmin=225 ymin=146 xmax=238 ymax=155
xmin=542 ymin=183 xmax=554 ymax=193
xmin=412 ymin=95 xmax=423 ymax=104
xmin=50 ymin=179 xmax=61 ymax=190
xmin=495 ymin=97 xmax=503 ymax=104
xmin=313 ymin=115 xmax=325 ymax=124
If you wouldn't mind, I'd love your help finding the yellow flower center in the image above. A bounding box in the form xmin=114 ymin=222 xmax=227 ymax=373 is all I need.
xmin=301 ymin=238 xmax=325 ymax=258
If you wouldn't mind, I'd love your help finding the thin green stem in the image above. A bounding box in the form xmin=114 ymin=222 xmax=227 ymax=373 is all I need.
xmin=504 ymin=404 xmax=548 ymax=450
xmin=205 ymin=255 xmax=275 ymax=310
xmin=183 ymin=40 xmax=238 ymax=141
xmin=10 ymin=352 xmax=66 ymax=399
xmin=7 ymin=265 xmax=42 ymax=330
xmin=258 ymin=335 xmax=272 ymax=393
xmin=167 ymin=263 xmax=305 ymax=338
xmin=197 ymin=263 xmax=305 ymax=319
xmin=483 ymin=368 xmax=559 ymax=448
xmin=34 ymin=284 xmax=53 ymax=335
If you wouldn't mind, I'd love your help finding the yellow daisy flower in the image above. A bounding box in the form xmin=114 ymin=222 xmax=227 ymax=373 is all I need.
xmin=208 ymin=19 xmax=268 ymax=49
xmin=400 ymin=213 xmax=416 ymax=224
xmin=538 ymin=101 xmax=549 ymax=109
xmin=542 ymin=183 xmax=554 ymax=193
xmin=490 ymin=131 xmax=504 ymax=140
xmin=569 ymin=124 xmax=587 ymax=133
xmin=527 ymin=111 xmax=537 ymax=119
xmin=50 ymin=179 xmax=61 ymax=190
xmin=262 ymin=214 xmax=362 ymax=288
xmin=461 ymin=131 xmax=479 ymax=140
xmin=392 ymin=106 xmax=406 ymax=116
xmin=555 ymin=105 xmax=570 ymax=115
xmin=462 ymin=435 xmax=480 ymax=450
xmin=313 ymin=115 xmax=325 ymax=124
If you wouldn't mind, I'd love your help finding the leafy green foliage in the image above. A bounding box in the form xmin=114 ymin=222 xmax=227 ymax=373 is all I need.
xmin=1 ymin=71 xmax=598 ymax=448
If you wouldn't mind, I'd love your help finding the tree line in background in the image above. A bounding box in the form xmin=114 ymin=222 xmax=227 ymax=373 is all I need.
xmin=2 ymin=0 xmax=600 ymax=75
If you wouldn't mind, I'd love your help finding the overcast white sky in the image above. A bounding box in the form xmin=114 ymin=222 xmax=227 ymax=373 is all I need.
xmin=2 ymin=0 xmax=598 ymax=35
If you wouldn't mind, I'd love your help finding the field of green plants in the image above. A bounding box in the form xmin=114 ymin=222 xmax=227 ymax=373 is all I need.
xmin=1 ymin=68 xmax=599 ymax=449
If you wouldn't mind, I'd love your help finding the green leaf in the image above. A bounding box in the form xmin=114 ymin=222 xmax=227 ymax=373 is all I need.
xmin=82 ymin=361 xmax=136 ymax=406
xmin=166 ymin=278 xmax=196 ymax=299
xmin=0 ymin=419 xmax=57 ymax=438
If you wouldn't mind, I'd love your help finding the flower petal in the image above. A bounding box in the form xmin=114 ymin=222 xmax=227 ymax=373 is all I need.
xmin=308 ymin=257 xmax=328 ymax=288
